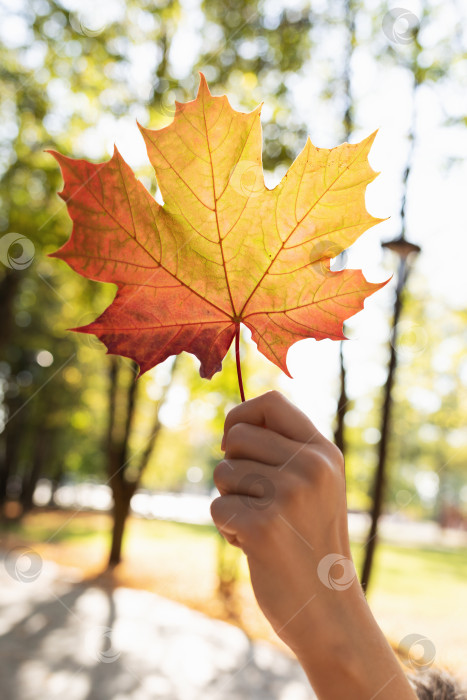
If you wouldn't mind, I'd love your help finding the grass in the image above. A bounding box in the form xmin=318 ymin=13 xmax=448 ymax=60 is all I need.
xmin=5 ymin=508 xmax=466 ymax=591
xmin=1 ymin=508 xmax=466 ymax=678
xmin=2 ymin=509 xmax=216 ymax=546
xmin=352 ymin=539 xmax=467 ymax=594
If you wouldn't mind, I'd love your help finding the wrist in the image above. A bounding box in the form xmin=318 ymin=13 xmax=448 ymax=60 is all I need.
xmin=287 ymin=584 xmax=417 ymax=700
xmin=285 ymin=580 xmax=365 ymax=660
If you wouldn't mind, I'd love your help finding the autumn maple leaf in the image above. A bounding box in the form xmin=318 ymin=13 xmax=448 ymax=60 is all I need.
xmin=49 ymin=75 xmax=387 ymax=383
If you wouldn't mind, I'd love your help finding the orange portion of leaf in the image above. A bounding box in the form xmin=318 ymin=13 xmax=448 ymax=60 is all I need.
xmin=50 ymin=74 xmax=387 ymax=378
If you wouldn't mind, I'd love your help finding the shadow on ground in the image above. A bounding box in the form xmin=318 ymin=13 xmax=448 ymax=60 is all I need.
xmin=0 ymin=553 xmax=313 ymax=700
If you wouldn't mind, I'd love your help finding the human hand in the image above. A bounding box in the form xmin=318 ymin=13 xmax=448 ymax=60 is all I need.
xmin=212 ymin=390 xmax=352 ymax=648
xmin=211 ymin=391 xmax=417 ymax=700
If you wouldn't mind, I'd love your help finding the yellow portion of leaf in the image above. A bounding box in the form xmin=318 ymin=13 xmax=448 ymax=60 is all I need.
xmin=52 ymin=75 xmax=387 ymax=378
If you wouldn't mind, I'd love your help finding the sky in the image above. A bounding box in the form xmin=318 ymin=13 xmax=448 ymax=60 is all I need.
xmin=1 ymin=0 xmax=467 ymax=438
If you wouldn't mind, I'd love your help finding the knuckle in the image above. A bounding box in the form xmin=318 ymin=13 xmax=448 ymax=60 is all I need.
xmin=213 ymin=460 xmax=230 ymax=489
xmin=288 ymin=443 xmax=320 ymax=475
xmin=225 ymin=402 xmax=241 ymax=425
xmin=329 ymin=442 xmax=345 ymax=472
xmin=318 ymin=440 xmax=345 ymax=475
xmin=294 ymin=443 xmax=316 ymax=468
xmin=225 ymin=422 xmax=248 ymax=449
xmin=298 ymin=445 xmax=335 ymax=485
xmin=242 ymin=473 xmax=277 ymax=505
xmin=312 ymin=453 xmax=333 ymax=482
xmin=264 ymin=389 xmax=284 ymax=405
xmin=210 ymin=496 xmax=225 ymax=526
xmin=277 ymin=473 xmax=304 ymax=509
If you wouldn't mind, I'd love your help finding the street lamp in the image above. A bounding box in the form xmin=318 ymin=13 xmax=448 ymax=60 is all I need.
xmin=360 ymin=234 xmax=421 ymax=593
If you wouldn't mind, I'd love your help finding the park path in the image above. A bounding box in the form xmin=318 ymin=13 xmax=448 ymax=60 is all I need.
xmin=0 ymin=553 xmax=314 ymax=700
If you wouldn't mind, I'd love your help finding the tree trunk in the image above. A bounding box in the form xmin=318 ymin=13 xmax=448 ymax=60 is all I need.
xmin=0 ymin=403 xmax=26 ymax=512
xmin=334 ymin=342 xmax=348 ymax=453
xmin=360 ymin=67 xmax=420 ymax=592
xmin=0 ymin=439 xmax=9 ymax=509
xmin=106 ymin=358 xmax=139 ymax=568
xmin=0 ymin=270 xmax=21 ymax=356
xmin=20 ymin=433 xmax=46 ymax=514
xmin=108 ymin=474 xmax=136 ymax=567
xmin=105 ymin=357 xmax=177 ymax=567
xmin=333 ymin=0 xmax=356 ymax=455
xmin=47 ymin=462 xmax=64 ymax=508
xmin=360 ymin=261 xmax=406 ymax=592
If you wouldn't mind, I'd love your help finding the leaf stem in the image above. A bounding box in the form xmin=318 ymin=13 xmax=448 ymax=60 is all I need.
xmin=235 ymin=324 xmax=246 ymax=403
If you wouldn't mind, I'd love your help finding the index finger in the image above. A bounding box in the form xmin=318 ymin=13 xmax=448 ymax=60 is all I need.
xmin=222 ymin=390 xmax=322 ymax=449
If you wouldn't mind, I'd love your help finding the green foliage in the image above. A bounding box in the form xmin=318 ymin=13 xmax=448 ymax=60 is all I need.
xmin=344 ymin=289 xmax=467 ymax=518
xmin=197 ymin=0 xmax=313 ymax=170
xmin=142 ymin=333 xmax=281 ymax=490
xmin=0 ymin=0 xmax=465 ymax=523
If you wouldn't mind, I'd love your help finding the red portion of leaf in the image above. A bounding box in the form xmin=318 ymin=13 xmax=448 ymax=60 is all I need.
xmin=78 ymin=286 xmax=235 ymax=378
xmin=49 ymin=75 xmax=387 ymax=378
xmin=48 ymin=147 xmax=234 ymax=378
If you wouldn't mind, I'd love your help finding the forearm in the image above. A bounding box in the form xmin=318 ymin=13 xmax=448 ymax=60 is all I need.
xmin=289 ymin=585 xmax=418 ymax=700
xmin=213 ymin=392 xmax=419 ymax=700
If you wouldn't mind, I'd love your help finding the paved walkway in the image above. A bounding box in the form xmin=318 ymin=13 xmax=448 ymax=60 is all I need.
xmin=0 ymin=553 xmax=314 ymax=700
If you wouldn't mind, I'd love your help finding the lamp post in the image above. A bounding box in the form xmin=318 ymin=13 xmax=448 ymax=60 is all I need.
xmin=360 ymin=234 xmax=421 ymax=593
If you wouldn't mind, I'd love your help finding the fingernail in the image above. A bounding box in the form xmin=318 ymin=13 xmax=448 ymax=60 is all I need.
xmin=221 ymin=434 xmax=225 ymax=451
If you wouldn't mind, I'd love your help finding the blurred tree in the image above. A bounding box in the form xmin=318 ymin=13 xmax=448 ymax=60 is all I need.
xmin=345 ymin=294 xmax=467 ymax=520
xmin=197 ymin=0 xmax=313 ymax=171
xmin=360 ymin=0 xmax=467 ymax=591
xmin=1 ymin=0 xmax=466 ymax=591
xmin=106 ymin=357 xmax=179 ymax=567
xmin=0 ymin=43 xmax=109 ymax=516
xmin=0 ymin=0 xmax=184 ymax=538
xmin=390 ymin=297 xmax=467 ymax=520
xmin=333 ymin=0 xmax=357 ymax=456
